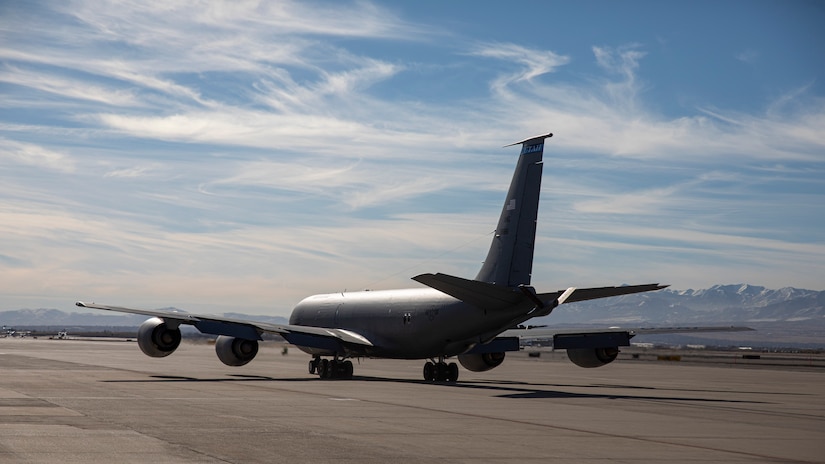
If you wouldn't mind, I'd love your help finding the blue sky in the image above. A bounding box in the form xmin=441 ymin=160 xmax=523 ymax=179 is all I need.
xmin=1 ymin=1 xmax=823 ymax=316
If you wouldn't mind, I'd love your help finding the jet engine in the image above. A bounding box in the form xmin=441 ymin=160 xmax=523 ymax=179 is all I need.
xmin=137 ymin=317 xmax=181 ymax=358
xmin=457 ymin=352 xmax=506 ymax=372
xmin=566 ymin=347 xmax=619 ymax=368
xmin=215 ymin=335 xmax=259 ymax=367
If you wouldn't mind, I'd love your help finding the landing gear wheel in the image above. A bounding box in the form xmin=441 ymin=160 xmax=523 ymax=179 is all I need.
xmin=436 ymin=362 xmax=446 ymax=381
xmin=319 ymin=359 xmax=330 ymax=379
xmin=313 ymin=358 xmax=355 ymax=380
xmin=448 ymin=362 xmax=459 ymax=382
xmin=423 ymin=361 xmax=435 ymax=382
xmin=423 ymin=360 xmax=458 ymax=382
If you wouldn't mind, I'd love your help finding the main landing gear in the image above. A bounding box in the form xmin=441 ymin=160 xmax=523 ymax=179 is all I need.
xmin=309 ymin=357 xmax=353 ymax=380
xmin=423 ymin=359 xmax=459 ymax=382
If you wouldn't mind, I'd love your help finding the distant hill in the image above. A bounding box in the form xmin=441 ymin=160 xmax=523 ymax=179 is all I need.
xmin=538 ymin=284 xmax=825 ymax=325
xmin=531 ymin=284 xmax=825 ymax=348
xmin=3 ymin=284 xmax=823 ymax=348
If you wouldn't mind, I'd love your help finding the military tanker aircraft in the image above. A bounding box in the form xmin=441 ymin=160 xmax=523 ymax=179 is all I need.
xmin=77 ymin=133 xmax=749 ymax=381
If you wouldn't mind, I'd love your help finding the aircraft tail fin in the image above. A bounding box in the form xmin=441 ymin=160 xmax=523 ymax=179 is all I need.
xmin=474 ymin=133 xmax=552 ymax=287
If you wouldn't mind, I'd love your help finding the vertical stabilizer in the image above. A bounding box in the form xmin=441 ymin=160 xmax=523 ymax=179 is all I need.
xmin=474 ymin=133 xmax=552 ymax=287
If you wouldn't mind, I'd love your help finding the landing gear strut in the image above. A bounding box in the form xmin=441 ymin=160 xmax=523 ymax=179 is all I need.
xmin=309 ymin=357 xmax=353 ymax=380
xmin=423 ymin=358 xmax=459 ymax=382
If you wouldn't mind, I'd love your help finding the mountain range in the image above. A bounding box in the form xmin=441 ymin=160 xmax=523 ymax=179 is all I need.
xmin=2 ymin=284 xmax=823 ymax=348
xmin=538 ymin=284 xmax=825 ymax=325
xmin=533 ymin=284 xmax=825 ymax=348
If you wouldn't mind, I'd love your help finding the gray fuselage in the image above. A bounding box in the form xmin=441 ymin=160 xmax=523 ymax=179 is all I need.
xmin=289 ymin=288 xmax=530 ymax=359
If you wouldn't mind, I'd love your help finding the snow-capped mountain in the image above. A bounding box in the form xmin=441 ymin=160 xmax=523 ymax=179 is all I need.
xmin=540 ymin=284 xmax=825 ymax=325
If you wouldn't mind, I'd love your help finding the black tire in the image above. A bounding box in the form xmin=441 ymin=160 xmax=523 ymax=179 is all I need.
xmin=436 ymin=362 xmax=447 ymax=381
xmin=448 ymin=362 xmax=459 ymax=382
xmin=423 ymin=362 xmax=435 ymax=381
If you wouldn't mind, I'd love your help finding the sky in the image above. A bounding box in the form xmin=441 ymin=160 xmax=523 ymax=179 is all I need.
xmin=1 ymin=0 xmax=824 ymax=316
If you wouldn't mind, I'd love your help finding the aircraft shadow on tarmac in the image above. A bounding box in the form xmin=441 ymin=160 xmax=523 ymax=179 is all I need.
xmin=102 ymin=374 xmax=770 ymax=404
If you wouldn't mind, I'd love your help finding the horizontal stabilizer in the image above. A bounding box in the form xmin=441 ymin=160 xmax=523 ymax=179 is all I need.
xmin=538 ymin=283 xmax=669 ymax=304
xmin=412 ymin=273 xmax=526 ymax=311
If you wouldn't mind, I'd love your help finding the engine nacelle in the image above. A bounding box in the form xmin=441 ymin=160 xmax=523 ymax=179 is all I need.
xmin=215 ymin=335 xmax=259 ymax=367
xmin=566 ymin=347 xmax=619 ymax=368
xmin=137 ymin=317 xmax=182 ymax=358
xmin=457 ymin=352 xmax=506 ymax=372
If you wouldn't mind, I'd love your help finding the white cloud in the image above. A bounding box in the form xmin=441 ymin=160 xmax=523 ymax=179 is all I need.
xmin=470 ymin=42 xmax=571 ymax=85
xmin=0 ymin=65 xmax=139 ymax=106
xmin=0 ymin=138 xmax=76 ymax=172
xmin=493 ymin=71 xmax=825 ymax=163
xmin=62 ymin=0 xmax=424 ymax=46
xmin=103 ymin=165 xmax=159 ymax=178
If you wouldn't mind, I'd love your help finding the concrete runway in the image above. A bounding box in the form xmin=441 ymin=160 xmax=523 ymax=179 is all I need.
xmin=1 ymin=338 xmax=823 ymax=463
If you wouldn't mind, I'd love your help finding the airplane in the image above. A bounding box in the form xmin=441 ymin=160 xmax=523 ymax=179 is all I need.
xmin=77 ymin=133 xmax=751 ymax=381
xmin=1 ymin=327 xmax=32 ymax=338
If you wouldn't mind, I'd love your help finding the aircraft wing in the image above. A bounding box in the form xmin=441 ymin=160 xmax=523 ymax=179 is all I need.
xmin=74 ymin=301 xmax=373 ymax=348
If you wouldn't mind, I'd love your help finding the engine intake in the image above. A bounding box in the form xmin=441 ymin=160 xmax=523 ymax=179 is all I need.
xmin=137 ymin=317 xmax=182 ymax=358
xmin=457 ymin=352 xmax=505 ymax=372
xmin=215 ymin=335 xmax=259 ymax=366
xmin=566 ymin=347 xmax=619 ymax=368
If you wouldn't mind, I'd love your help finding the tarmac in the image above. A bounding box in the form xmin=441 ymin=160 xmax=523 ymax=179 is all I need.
xmin=1 ymin=337 xmax=823 ymax=463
